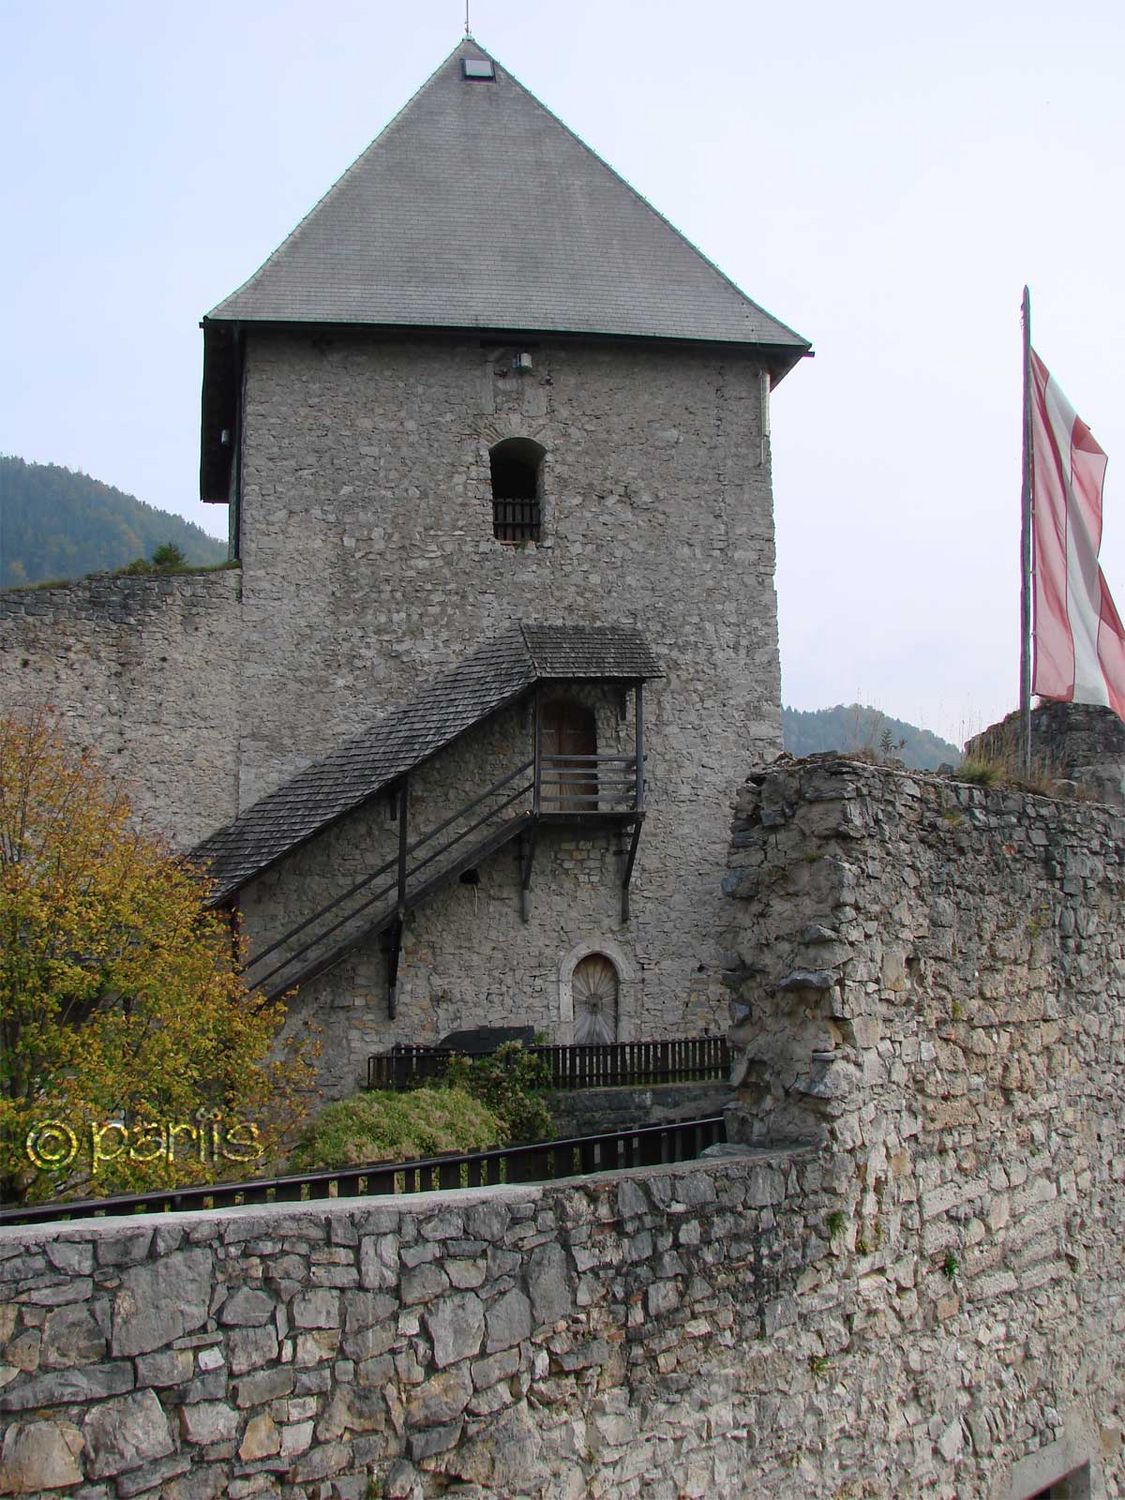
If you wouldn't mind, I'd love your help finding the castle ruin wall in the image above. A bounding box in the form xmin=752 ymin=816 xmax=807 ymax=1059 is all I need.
xmin=0 ymin=571 xmax=242 ymax=848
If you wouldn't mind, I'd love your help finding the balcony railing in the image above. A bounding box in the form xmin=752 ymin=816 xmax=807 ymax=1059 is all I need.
xmin=367 ymin=1036 xmax=730 ymax=1092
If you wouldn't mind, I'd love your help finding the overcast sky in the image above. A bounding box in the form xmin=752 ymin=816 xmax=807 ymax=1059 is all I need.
xmin=3 ymin=0 xmax=1124 ymax=746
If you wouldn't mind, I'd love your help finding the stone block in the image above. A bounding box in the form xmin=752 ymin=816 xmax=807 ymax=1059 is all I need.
xmin=425 ymin=1293 xmax=484 ymax=1368
xmin=134 ymin=1347 xmax=194 ymax=1387
xmin=162 ymin=1465 xmax=231 ymax=1500
xmin=408 ymin=1420 xmax=463 ymax=1461
xmin=43 ymin=1242 xmax=94 ymax=1277
xmin=180 ymin=1401 xmax=240 ymax=1445
xmin=239 ymin=1413 xmax=281 ymax=1460
xmin=111 ymin=1249 xmax=212 ymax=1357
xmin=228 ymin=1325 xmax=279 ymax=1374
xmin=405 ymin=1362 xmax=473 ymax=1427
xmin=0 ymin=1420 xmax=83 ymax=1493
xmin=290 ymin=1289 xmax=340 ymax=1329
xmin=114 ymin=1453 xmax=193 ymax=1497
xmin=83 ymin=1389 xmax=174 ymax=1479
xmin=280 ymin=1419 xmax=314 ymax=1457
xmin=486 ymin=1289 xmax=531 ymax=1352
xmin=219 ymin=1288 xmax=276 ymax=1327
xmin=39 ymin=1304 xmax=107 ymax=1369
xmin=286 ymin=1438 xmax=353 ymax=1484
xmin=0 ymin=1361 xmax=133 ymax=1412
xmin=527 ymin=1242 xmax=571 ymax=1326
xmin=401 ymin=1263 xmax=449 ymax=1306
xmin=316 ymin=1384 xmax=388 ymax=1440
xmin=232 ymin=1366 xmax=295 ymax=1407
xmin=359 ymin=1234 xmax=399 ymax=1291
xmin=294 ymin=1328 xmax=340 ymax=1366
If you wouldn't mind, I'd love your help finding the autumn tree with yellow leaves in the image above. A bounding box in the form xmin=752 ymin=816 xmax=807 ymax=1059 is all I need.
xmin=0 ymin=711 xmax=314 ymax=1205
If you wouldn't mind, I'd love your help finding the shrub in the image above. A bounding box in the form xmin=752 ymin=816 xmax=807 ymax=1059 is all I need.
xmin=442 ymin=1043 xmax=554 ymax=1143
xmin=958 ymin=757 xmax=1003 ymax=787
xmin=288 ymin=1087 xmax=505 ymax=1172
xmin=0 ymin=710 xmax=314 ymax=1204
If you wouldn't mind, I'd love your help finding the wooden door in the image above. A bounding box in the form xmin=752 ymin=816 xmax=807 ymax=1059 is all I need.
xmin=572 ymin=954 xmax=619 ymax=1044
xmin=541 ymin=700 xmax=597 ymax=811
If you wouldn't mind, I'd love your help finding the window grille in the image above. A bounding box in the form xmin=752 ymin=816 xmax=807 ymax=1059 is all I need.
xmin=490 ymin=438 xmax=544 ymax=543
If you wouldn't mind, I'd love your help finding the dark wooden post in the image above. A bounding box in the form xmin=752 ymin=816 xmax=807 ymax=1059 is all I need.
xmin=396 ymin=776 xmax=409 ymax=913
xmin=634 ymin=683 xmax=645 ymax=813
xmin=532 ymin=686 xmax=542 ymax=816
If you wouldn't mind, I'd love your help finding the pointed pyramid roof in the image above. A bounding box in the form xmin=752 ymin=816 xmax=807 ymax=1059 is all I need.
xmin=206 ymin=38 xmax=808 ymax=355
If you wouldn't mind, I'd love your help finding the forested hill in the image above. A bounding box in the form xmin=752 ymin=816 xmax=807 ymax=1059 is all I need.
xmin=782 ymin=704 xmax=962 ymax=771
xmin=0 ymin=455 xmax=227 ymax=588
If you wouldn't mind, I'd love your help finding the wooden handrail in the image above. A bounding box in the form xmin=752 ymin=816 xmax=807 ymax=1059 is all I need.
xmin=0 ymin=1114 xmax=727 ymax=1226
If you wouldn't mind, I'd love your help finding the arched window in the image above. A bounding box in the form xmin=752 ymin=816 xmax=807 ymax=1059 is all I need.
xmin=541 ymin=699 xmax=597 ymax=811
xmin=490 ymin=438 xmax=544 ymax=544
xmin=572 ymin=953 xmax=619 ymax=1044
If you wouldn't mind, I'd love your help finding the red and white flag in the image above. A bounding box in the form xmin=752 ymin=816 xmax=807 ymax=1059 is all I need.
xmin=1030 ymin=349 xmax=1125 ymax=719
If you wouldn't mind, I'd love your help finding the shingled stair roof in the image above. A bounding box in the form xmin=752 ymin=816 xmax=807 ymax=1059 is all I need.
xmin=207 ymin=38 xmax=809 ymax=357
xmin=192 ymin=624 xmax=660 ymax=907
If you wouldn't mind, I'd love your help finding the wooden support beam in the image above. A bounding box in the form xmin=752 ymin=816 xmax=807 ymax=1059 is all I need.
xmin=532 ymin=685 xmax=542 ymax=816
xmin=634 ymin=682 xmax=645 ymax=814
xmin=620 ymin=816 xmax=643 ymax=922
xmin=396 ymin=777 xmax=409 ymax=915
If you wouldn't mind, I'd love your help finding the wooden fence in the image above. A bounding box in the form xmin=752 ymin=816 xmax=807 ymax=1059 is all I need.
xmin=366 ymin=1035 xmax=730 ymax=1092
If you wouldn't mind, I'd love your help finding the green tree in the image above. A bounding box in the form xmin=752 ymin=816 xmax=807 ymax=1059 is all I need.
xmin=0 ymin=711 xmax=314 ymax=1204
xmin=151 ymin=541 xmax=187 ymax=570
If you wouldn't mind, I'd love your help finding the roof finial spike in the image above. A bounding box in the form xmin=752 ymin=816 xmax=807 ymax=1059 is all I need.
xmin=465 ymin=0 xmax=471 ymax=37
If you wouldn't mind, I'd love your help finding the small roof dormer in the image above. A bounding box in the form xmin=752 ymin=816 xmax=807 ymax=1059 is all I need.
xmin=200 ymin=38 xmax=810 ymax=501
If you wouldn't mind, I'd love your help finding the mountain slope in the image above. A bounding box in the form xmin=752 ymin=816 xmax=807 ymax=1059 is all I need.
xmin=0 ymin=455 xmax=227 ymax=588
xmin=782 ymin=704 xmax=961 ymax=771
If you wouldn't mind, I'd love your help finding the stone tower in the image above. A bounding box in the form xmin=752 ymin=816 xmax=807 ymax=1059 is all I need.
xmin=4 ymin=38 xmax=811 ymax=1095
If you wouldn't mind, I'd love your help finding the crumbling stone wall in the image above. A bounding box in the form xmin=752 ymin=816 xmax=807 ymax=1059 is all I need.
xmin=0 ymin=571 xmax=242 ymax=848
xmin=968 ymin=700 xmax=1125 ymax=809
xmin=3 ymin=743 xmax=1125 ymax=1496
xmin=722 ymin=754 xmax=1125 ymax=1496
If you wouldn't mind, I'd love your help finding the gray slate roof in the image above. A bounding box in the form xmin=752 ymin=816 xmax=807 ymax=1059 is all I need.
xmin=206 ymin=38 xmax=808 ymax=355
xmin=192 ymin=625 xmax=661 ymax=905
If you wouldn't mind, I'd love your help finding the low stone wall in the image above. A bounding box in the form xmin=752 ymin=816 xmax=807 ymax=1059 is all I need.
xmin=0 ymin=1149 xmax=810 ymax=1500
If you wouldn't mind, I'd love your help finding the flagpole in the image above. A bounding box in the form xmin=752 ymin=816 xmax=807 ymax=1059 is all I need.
xmin=1019 ymin=286 xmax=1034 ymax=771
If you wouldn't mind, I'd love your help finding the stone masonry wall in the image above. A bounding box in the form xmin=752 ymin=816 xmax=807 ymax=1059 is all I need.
xmin=0 ymin=571 xmax=242 ymax=848
xmin=0 ymin=1150 xmax=817 ymax=1500
xmin=235 ymin=332 xmax=780 ymax=814
xmin=2 ymin=755 xmax=1125 ymax=1497
xmin=968 ymin=701 xmax=1125 ymax=810
xmin=722 ymin=754 xmax=1125 ymax=1497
